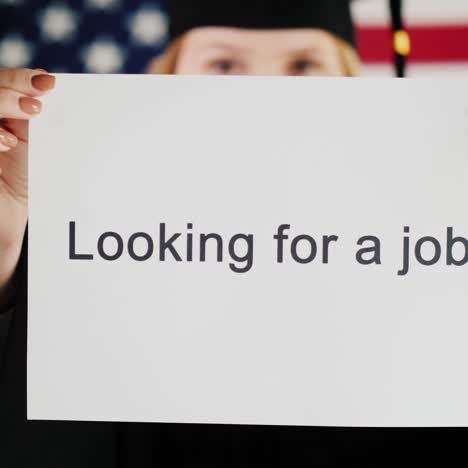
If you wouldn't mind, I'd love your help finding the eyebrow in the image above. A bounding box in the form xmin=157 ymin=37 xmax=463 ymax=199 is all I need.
xmin=198 ymin=41 xmax=322 ymax=58
xmin=283 ymin=46 xmax=321 ymax=57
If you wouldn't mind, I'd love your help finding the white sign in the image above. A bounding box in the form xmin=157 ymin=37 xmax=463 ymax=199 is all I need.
xmin=29 ymin=74 xmax=468 ymax=426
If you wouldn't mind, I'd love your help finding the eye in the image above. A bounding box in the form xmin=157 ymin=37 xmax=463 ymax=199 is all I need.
xmin=289 ymin=59 xmax=319 ymax=75
xmin=208 ymin=59 xmax=240 ymax=75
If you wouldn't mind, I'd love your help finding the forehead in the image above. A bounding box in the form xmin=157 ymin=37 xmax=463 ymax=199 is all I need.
xmin=182 ymin=27 xmax=336 ymax=54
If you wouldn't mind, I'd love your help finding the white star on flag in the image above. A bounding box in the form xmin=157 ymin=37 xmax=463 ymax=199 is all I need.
xmin=85 ymin=0 xmax=120 ymax=11
xmin=39 ymin=4 xmax=79 ymax=42
xmin=0 ymin=34 xmax=33 ymax=68
xmin=128 ymin=5 xmax=167 ymax=46
xmin=81 ymin=37 xmax=125 ymax=73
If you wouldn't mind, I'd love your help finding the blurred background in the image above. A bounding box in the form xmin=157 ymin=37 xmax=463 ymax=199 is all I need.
xmin=355 ymin=0 xmax=468 ymax=76
xmin=0 ymin=0 xmax=467 ymax=76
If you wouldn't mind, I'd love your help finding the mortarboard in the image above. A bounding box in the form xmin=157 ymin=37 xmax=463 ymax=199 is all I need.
xmin=168 ymin=0 xmax=356 ymax=47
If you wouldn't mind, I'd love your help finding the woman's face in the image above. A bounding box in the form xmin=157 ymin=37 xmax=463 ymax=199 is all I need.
xmin=175 ymin=27 xmax=346 ymax=76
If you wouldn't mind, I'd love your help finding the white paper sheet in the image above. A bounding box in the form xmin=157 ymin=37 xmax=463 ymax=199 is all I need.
xmin=28 ymin=74 xmax=468 ymax=426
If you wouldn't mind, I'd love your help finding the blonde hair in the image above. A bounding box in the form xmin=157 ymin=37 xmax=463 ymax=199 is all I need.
xmin=147 ymin=32 xmax=360 ymax=77
xmin=334 ymin=37 xmax=361 ymax=76
xmin=147 ymin=37 xmax=184 ymax=74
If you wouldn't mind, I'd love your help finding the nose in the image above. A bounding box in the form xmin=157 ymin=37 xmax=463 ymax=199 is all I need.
xmin=247 ymin=59 xmax=283 ymax=76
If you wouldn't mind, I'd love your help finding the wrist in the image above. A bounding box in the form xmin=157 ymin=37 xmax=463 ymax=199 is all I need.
xmin=0 ymin=241 xmax=23 ymax=311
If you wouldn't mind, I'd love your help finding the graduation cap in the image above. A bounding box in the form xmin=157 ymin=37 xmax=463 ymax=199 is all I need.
xmin=168 ymin=0 xmax=410 ymax=77
xmin=168 ymin=0 xmax=356 ymax=46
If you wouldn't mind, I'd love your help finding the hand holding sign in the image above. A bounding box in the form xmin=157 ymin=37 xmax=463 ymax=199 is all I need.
xmin=0 ymin=68 xmax=55 ymax=296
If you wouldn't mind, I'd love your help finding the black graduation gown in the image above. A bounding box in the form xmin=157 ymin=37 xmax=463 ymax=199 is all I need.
xmin=1 ymin=233 xmax=466 ymax=467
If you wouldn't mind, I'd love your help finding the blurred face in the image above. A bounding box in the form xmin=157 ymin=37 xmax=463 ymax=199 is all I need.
xmin=175 ymin=27 xmax=346 ymax=76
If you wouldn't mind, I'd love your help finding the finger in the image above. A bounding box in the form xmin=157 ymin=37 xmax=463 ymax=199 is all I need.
xmin=0 ymin=127 xmax=18 ymax=152
xmin=0 ymin=68 xmax=55 ymax=97
xmin=0 ymin=88 xmax=42 ymax=120
xmin=1 ymin=119 xmax=28 ymax=143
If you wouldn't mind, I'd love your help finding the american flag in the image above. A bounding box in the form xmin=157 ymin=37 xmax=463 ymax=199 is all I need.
xmin=0 ymin=0 xmax=169 ymax=73
xmin=0 ymin=0 xmax=467 ymax=76
xmin=353 ymin=0 xmax=468 ymax=76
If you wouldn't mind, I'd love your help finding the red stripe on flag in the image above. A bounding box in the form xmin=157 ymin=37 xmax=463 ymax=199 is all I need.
xmin=357 ymin=25 xmax=468 ymax=63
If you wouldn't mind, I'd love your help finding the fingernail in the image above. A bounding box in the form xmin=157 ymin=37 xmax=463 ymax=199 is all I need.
xmin=19 ymin=97 xmax=42 ymax=115
xmin=0 ymin=132 xmax=18 ymax=148
xmin=31 ymin=74 xmax=55 ymax=92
